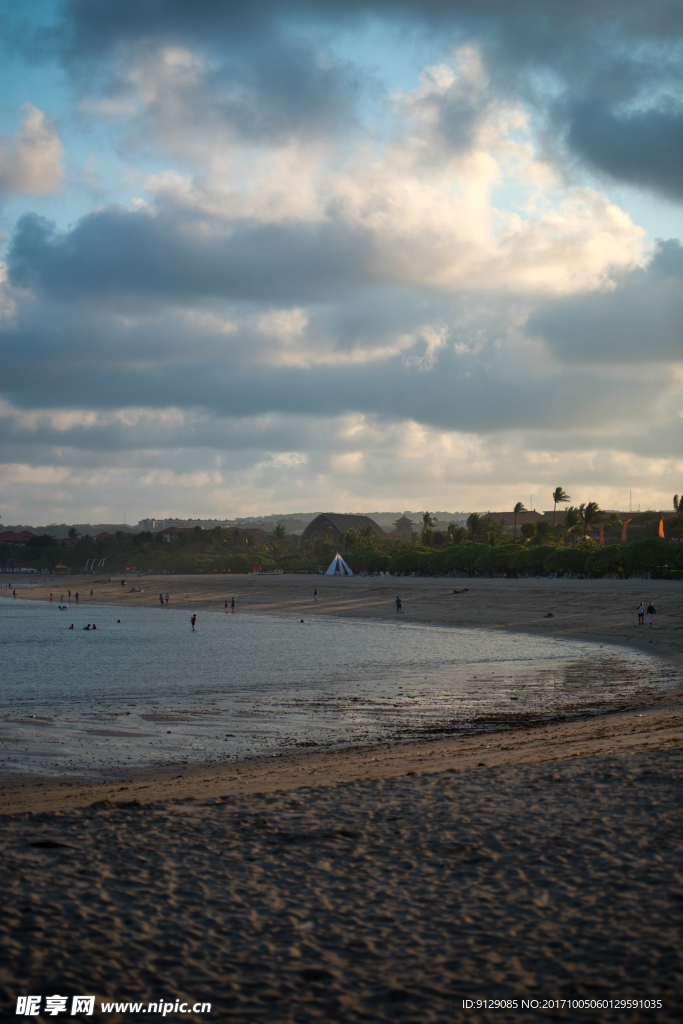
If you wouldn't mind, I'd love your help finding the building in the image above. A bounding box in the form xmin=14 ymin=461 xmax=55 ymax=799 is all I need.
xmin=388 ymin=516 xmax=416 ymax=539
xmin=482 ymin=511 xmax=545 ymax=533
xmin=158 ymin=527 xmax=198 ymax=542
xmin=299 ymin=513 xmax=385 ymax=546
xmin=0 ymin=530 xmax=37 ymax=546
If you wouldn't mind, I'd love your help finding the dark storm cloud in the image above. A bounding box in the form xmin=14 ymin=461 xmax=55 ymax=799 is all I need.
xmin=565 ymin=103 xmax=683 ymax=202
xmin=529 ymin=239 xmax=683 ymax=362
xmin=8 ymin=207 xmax=376 ymax=305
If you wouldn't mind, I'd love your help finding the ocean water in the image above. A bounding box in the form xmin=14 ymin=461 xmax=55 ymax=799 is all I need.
xmin=0 ymin=599 xmax=677 ymax=778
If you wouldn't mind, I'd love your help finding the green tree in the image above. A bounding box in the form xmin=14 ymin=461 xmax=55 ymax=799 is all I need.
xmin=68 ymin=527 xmax=80 ymax=542
xmin=513 ymin=501 xmax=527 ymax=540
xmin=531 ymin=521 xmax=551 ymax=545
xmin=580 ymin=501 xmax=603 ymax=540
xmin=466 ymin=513 xmax=480 ymax=538
xmin=552 ymin=486 xmax=571 ymax=525
xmin=520 ymin=521 xmax=536 ymax=541
xmin=421 ymin=511 xmax=434 ymax=529
xmin=273 ymin=523 xmax=286 ymax=541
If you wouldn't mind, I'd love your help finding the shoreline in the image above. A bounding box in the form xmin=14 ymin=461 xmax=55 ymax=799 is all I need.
xmin=2 ymin=574 xmax=682 ymax=815
xmin=2 ymin=678 xmax=682 ymax=817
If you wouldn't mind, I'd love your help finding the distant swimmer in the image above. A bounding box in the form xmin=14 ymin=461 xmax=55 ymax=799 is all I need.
xmin=69 ymin=624 xmax=74 ymax=629
xmin=83 ymin=624 xmax=91 ymax=630
xmin=92 ymin=623 xmax=97 ymax=629
xmin=191 ymin=614 xmax=197 ymax=631
xmin=117 ymin=619 xmax=121 ymax=623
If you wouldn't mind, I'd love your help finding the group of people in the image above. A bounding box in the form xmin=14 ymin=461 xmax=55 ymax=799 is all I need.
xmin=636 ymin=601 xmax=656 ymax=626
xmin=159 ymin=593 xmax=170 ymax=605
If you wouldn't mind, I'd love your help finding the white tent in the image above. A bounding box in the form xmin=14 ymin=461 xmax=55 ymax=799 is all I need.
xmin=326 ymin=552 xmax=354 ymax=576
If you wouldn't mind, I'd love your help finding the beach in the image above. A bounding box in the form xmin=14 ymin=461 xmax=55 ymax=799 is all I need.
xmin=1 ymin=575 xmax=682 ymax=1020
xmin=5 ymin=572 xmax=681 ymax=661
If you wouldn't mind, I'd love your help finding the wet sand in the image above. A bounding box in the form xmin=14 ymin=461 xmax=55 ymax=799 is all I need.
xmin=2 ymin=575 xmax=682 ymax=1019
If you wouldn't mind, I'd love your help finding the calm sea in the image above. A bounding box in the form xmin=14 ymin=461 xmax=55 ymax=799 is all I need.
xmin=0 ymin=599 xmax=676 ymax=778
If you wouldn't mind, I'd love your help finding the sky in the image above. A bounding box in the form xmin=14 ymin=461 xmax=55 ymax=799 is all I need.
xmin=0 ymin=0 xmax=682 ymax=525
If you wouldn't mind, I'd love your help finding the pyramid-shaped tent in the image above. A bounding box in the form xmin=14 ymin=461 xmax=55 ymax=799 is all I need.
xmin=326 ymin=553 xmax=353 ymax=576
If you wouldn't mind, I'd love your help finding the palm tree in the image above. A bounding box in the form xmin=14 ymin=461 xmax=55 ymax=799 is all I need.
xmin=273 ymin=523 xmax=286 ymax=541
xmin=68 ymin=527 xmax=80 ymax=542
xmin=552 ymin=487 xmax=571 ymax=525
xmin=534 ymin=521 xmax=551 ymax=544
xmin=421 ymin=512 xmax=434 ymax=529
xmin=466 ymin=513 xmax=480 ymax=539
xmin=562 ymin=506 xmax=581 ymax=545
xmin=580 ymin=501 xmax=603 ymax=540
xmin=513 ymin=501 xmax=527 ymax=540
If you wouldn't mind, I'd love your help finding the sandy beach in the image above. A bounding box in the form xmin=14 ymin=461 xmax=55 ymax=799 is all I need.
xmin=2 ymin=575 xmax=682 ymax=1020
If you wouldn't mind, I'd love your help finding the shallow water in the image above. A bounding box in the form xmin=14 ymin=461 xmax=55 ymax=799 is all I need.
xmin=0 ymin=599 xmax=677 ymax=778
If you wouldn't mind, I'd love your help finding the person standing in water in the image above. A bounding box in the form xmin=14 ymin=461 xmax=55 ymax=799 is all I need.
xmin=191 ymin=614 xmax=197 ymax=631
xmin=647 ymin=601 xmax=656 ymax=626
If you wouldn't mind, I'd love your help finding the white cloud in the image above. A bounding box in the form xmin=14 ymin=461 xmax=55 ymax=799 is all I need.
xmin=0 ymin=104 xmax=64 ymax=196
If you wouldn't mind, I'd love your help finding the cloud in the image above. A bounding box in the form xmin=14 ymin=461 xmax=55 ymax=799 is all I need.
xmin=564 ymin=102 xmax=683 ymax=202
xmin=529 ymin=238 xmax=683 ymax=363
xmin=18 ymin=1 xmax=677 ymax=202
xmin=6 ymin=53 xmax=644 ymax=308
xmin=0 ymin=104 xmax=64 ymax=196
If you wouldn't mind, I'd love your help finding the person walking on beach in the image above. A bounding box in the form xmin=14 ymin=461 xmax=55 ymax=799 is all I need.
xmin=90 ymin=589 xmax=93 ymax=598
xmin=191 ymin=614 xmax=197 ymax=631
xmin=231 ymin=597 xmax=235 ymax=613
xmin=49 ymin=593 xmax=53 ymax=603
xmin=13 ymin=588 xmax=16 ymax=599
xmin=636 ymin=601 xmax=644 ymax=625
xmin=160 ymin=593 xmax=165 ymax=605
xmin=396 ymin=595 xmax=402 ymax=614
xmin=165 ymin=593 xmax=169 ymax=604
xmin=68 ymin=590 xmax=71 ymax=599
xmin=75 ymin=591 xmax=79 ymax=603
xmin=314 ymin=588 xmax=318 ymax=602
xmin=647 ymin=601 xmax=656 ymax=626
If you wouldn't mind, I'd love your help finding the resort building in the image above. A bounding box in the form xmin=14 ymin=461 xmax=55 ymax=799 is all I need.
xmin=299 ymin=513 xmax=385 ymax=546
